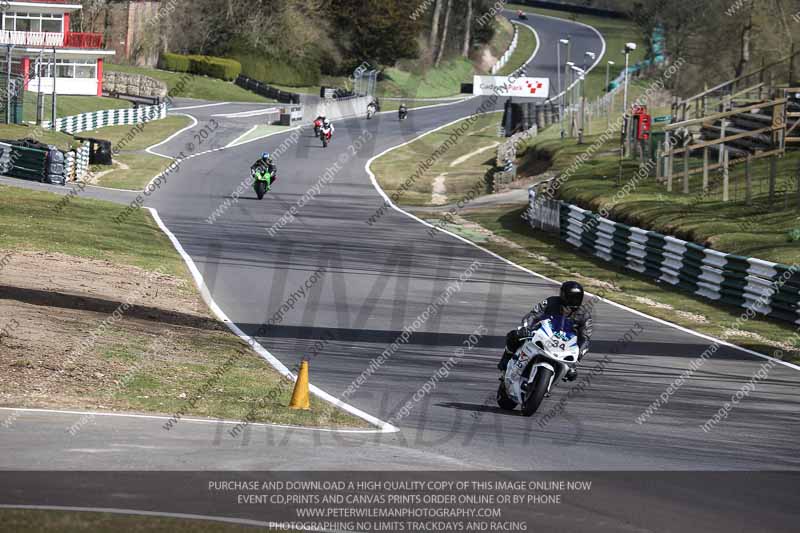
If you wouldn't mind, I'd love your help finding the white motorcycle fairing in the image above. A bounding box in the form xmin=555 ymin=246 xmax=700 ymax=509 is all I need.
xmin=503 ymin=318 xmax=580 ymax=405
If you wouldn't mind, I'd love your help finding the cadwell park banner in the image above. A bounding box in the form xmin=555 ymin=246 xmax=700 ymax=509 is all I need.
xmin=473 ymin=76 xmax=551 ymax=98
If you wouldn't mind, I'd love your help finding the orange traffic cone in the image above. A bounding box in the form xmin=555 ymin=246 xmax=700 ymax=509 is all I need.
xmin=289 ymin=361 xmax=310 ymax=410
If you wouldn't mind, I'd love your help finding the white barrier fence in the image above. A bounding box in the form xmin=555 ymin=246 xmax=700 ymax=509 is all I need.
xmin=491 ymin=25 xmax=519 ymax=75
xmin=42 ymin=103 xmax=168 ymax=135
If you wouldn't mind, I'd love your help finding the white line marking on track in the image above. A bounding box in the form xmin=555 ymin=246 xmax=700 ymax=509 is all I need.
xmin=212 ymin=107 xmax=279 ymax=118
xmin=0 ymin=407 xmax=386 ymax=434
xmin=511 ymin=19 xmax=540 ymax=69
xmin=363 ymin=118 xmax=800 ymax=374
xmin=168 ymin=102 xmax=231 ymax=111
xmin=145 ymin=207 xmax=400 ymax=432
xmin=225 ymin=125 xmax=258 ymax=148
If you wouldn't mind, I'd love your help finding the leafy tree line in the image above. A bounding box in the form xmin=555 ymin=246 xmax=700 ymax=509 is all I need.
xmin=79 ymin=0 xmax=507 ymax=79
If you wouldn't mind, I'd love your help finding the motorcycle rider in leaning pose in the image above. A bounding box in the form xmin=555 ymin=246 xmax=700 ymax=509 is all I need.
xmin=498 ymin=281 xmax=593 ymax=382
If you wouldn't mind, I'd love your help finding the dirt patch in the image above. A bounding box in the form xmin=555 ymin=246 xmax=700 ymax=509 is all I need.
xmin=0 ymin=250 xmax=364 ymax=428
xmin=0 ymin=250 xmax=216 ymax=408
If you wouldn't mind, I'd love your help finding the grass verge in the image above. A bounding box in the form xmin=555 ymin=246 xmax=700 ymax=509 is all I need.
xmin=88 ymin=115 xmax=192 ymax=152
xmin=22 ymin=92 xmax=132 ymax=123
xmin=378 ymin=58 xmax=474 ymax=99
xmin=497 ymin=22 xmax=538 ymax=76
xmin=0 ymin=124 xmax=78 ymax=151
xmin=514 ymin=78 xmax=800 ymax=265
xmin=93 ymin=153 xmax=171 ymax=190
xmin=443 ymin=206 xmax=799 ymax=363
xmin=86 ymin=115 xmax=192 ymax=190
xmin=0 ymin=186 xmax=366 ymax=428
xmin=371 ymin=111 xmax=501 ymax=206
xmin=106 ymin=64 xmax=272 ymax=103
xmin=0 ymin=185 xmax=187 ymax=276
xmin=0 ymin=509 xmax=293 ymax=532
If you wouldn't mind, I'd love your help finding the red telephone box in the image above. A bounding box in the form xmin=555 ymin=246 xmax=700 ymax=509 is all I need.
xmin=631 ymin=105 xmax=652 ymax=141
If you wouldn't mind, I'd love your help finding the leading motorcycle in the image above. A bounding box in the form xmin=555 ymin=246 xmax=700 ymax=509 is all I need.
xmin=251 ymin=167 xmax=273 ymax=200
xmin=497 ymin=315 xmax=580 ymax=416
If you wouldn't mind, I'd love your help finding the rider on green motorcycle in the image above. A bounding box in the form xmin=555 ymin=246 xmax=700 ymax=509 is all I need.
xmin=251 ymin=152 xmax=277 ymax=189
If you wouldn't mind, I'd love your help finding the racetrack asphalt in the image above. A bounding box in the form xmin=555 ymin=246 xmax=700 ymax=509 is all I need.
xmin=2 ymin=11 xmax=799 ymax=532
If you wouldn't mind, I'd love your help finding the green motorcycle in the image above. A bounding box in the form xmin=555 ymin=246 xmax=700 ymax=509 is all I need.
xmin=252 ymin=167 xmax=273 ymax=200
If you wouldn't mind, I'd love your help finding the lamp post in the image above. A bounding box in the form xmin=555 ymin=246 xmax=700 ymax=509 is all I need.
xmin=582 ymin=52 xmax=594 ymax=133
xmin=557 ymin=38 xmax=569 ymax=137
xmin=605 ymin=60 xmax=615 ymax=128
xmin=572 ymin=65 xmax=585 ymax=142
xmin=622 ymin=42 xmax=637 ymax=117
xmin=566 ymin=61 xmax=575 ymax=136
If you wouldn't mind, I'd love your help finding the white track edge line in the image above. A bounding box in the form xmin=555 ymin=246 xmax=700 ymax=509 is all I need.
xmin=363 ymin=122 xmax=800 ymax=374
xmin=513 ymin=9 xmax=607 ymax=102
xmin=145 ymin=113 xmax=199 ymax=161
xmin=225 ymin=125 xmax=303 ymax=149
xmin=510 ymin=19 xmax=540 ymax=69
xmin=144 ymin=207 xmax=400 ymax=432
xmin=0 ymin=407 xmax=384 ymax=434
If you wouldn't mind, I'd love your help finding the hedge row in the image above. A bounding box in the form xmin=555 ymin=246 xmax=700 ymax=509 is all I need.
xmin=159 ymin=53 xmax=242 ymax=81
xmin=235 ymin=54 xmax=321 ymax=87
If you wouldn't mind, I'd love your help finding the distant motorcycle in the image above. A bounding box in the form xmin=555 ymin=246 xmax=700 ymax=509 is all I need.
xmin=313 ymin=117 xmax=324 ymax=137
xmin=517 ymin=10 xmax=528 ymax=20
xmin=251 ymin=167 xmax=273 ymax=200
xmin=497 ymin=315 xmax=580 ymax=416
xmin=320 ymin=127 xmax=333 ymax=148
xmin=366 ymin=103 xmax=377 ymax=120
xmin=398 ymin=105 xmax=408 ymax=121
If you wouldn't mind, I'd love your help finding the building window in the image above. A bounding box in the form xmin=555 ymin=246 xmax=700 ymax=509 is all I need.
xmin=36 ymin=59 xmax=97 ymax=79
xmin=2 ymin=12 xmax=63 ymax=33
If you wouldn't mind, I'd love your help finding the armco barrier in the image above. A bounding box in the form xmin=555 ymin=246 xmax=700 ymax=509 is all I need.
xmin=527 ymin=192 xmax=800 ymax=324
xmin=42 ymin=103 xmax=167 ymax=135
xmin=235 ymin=75 xmax=301 ymax=104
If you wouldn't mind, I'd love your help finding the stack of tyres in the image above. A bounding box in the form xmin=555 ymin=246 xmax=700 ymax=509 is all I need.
xmin=46 ymin=149 xmax=66 ymax=186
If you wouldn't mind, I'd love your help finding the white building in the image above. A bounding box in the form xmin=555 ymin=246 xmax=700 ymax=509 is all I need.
xmin=0 ymin=1 xmax=115 ymax=96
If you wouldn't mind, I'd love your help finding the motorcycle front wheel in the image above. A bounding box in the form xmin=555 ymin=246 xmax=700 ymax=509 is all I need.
xmin=496 ymin=381 xmax=517 ymax=411
xmin=255 ymin=181 xmax=266 ymax=200
xmin=521 ymin=367 xmax=552 ymax=416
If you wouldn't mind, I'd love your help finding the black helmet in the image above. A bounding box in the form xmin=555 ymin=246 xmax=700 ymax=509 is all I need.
xmin=560 ymin=281 xmax=584 ymax=309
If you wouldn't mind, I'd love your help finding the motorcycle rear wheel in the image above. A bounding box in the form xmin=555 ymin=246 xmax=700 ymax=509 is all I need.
xmin=521 ymin=367 xmax=552 ymax=416
xmin=496 ymin=381 xmax=517 ymax=411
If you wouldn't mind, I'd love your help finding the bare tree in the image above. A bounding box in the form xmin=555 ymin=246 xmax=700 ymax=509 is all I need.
xmin=462 ymin=0 xmax=472 ymax=57
xmin=430 ymin=0 xmax=443 ymax=51
xmin=434 ymin=0 xmax=452 ymax=66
